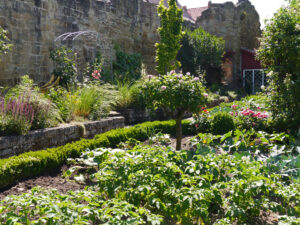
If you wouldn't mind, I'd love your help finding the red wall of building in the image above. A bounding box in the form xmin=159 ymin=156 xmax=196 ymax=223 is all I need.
xmin=241 ymin=49 xmax=263 ymax=71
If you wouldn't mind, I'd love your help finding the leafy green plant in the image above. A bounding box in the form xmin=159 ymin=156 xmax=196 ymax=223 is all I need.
xmin=83 ymin=49 xmax=104 ymax=83
xmin=178 ymin=27 xmax=225 ymax=77
xmin=50 ymin=47 xmax=78 ymax=89
xmin=256 ymin=0 xmax=300 ymax=133
xmin=142 ymin=72 xmax=207 ymax=149
xmin=46 ymin=86 xmax=74 ymax=122
xmin=113 ymin=45 xmax=142 ymax=83
xmin=155 ymin=0 xmax=184 ymax=74
xmin=0 ymin=26 xmax=12 ymax=55
xmin=210 ymin=112 xmax=235 ymax=135
xmin=73 ymin=84 xmax=110 ymax=120
xmin=113 ymin=80 xmax=145 ymax=110
xmin=0 ymin=120 xmax=193 ymax=189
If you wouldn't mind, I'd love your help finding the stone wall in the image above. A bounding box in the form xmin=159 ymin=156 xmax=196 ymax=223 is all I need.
xmin=0 ymin=116 xmax=124 ymax=159
xmin=0 ymin=0 xmax=160 ymax=85
xmin=0 ymin=0 xmax=261 ymax=86
xmin=195 ymin=0 xmax=261 ymax=86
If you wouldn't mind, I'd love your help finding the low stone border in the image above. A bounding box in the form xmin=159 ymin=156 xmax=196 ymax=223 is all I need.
xmin=0 ymin=116 xmax=125 ymax=159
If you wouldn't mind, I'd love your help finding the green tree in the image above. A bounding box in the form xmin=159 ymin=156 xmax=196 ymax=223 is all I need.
xmin=142 ymin=72 xmax=207 ymax=150
xmin=0 ymin=26 xmax=12 ymax=55
xmin=177 ymin=27 xmax=225 ymax=76
xmin=257 ymin=0 xmax=300 ymax=132
xmin=155 ymin=0 xmax=184 ymax=74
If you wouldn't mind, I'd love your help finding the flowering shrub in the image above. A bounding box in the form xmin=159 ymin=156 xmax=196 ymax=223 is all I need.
xmin=0 ymin=96 xmax=34 ymax=135
xmin=6 ymin=76 xmax=61 ymax=130
xmin=142 ymin=71 xmax=207 ymax=149
xmin=230 ymin=104 xmax=270 ymax=131
xmin=192 ymin=95 xmax=272 ymax=133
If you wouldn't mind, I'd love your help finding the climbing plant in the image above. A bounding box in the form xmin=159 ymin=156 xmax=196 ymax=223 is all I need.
xmin=0 ymin=26 xmax=12 ymax=55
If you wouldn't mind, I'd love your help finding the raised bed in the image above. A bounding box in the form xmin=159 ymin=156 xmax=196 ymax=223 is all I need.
xmin=0 ymin=116 xmax=125 ymax=159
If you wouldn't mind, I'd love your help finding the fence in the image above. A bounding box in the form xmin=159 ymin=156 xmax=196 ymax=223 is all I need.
xmin=243 ymin=69 xmax=267 ymax=94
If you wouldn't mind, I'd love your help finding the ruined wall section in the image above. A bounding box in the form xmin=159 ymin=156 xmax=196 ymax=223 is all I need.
xmin=0 ymin=0 xmax=160 ymax=85
xmin=195 ymin=0 xmax=261 ymax=85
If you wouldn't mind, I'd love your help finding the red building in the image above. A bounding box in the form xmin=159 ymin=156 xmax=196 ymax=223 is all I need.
xmin=240 ymin=47 xmax=266 ymax=94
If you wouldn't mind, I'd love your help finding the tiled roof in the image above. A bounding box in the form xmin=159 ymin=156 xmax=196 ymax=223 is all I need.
xmin=145 ymin=0 xmax=194 ymax=22
xmin=187 ymin=6 xmax=208 ymax=21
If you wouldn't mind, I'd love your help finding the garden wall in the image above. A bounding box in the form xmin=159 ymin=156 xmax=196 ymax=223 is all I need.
xmin=195 ymin=0 xmax=261 ymax=86
xmin=0 ymin=0 xmax=160 ymax=85
xmin=0 ymin=116 xmax=125 ymax=159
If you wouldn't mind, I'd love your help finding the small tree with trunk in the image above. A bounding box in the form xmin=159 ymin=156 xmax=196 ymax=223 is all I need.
xmin=142 ymin=72 xmax=207 ymax=150
xmin=155 ymin=0 xmax=184 ymax=74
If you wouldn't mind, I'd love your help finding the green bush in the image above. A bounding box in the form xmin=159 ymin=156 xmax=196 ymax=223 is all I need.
xmin=177 ymin=27 xmax=225 ymax=77
xmin=113 ymin=45 xmax=142 ymax=83
xmin=0 ymin=120 xmax=193 ymax=189
xmin=46 ymin=87 xmax=74 ymax=122
xmin=257 ymin=0 xmax=300 ymax=133
xmin=211 ymin=112 xmax=235 ymax=135
xmin=50 ymin=47 xmax=78 ymax=89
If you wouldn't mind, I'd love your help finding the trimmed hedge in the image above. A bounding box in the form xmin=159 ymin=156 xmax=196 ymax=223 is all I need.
xmin=0 ymin=120 xmax=192 ymax=190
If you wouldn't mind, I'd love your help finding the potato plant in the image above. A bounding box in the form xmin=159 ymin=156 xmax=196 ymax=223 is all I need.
xmin=1 ymin=130 xmax=299 ymax=225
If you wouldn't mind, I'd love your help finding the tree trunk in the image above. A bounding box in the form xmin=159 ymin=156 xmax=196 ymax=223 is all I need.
xmin=176 ymin=117 xmax=182 ymax=150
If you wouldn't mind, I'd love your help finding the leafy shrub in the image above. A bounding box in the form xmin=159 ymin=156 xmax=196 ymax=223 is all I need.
xmin=50 ymin=47 xmax=78 ymax=89
xmin=142 ymin=72 xmax=207 ymax=149
xmin=191 ymin=109 xmax=211 ymax=133
xmin=46 ymin=87 xmax=74 ymax=122
xmin=211 ymin=112 xmax=235 ymax=134
xmin=113 ymin=45 xmax=142 ymax=83
xmin=155 ymin=0 xmax=184 ymax=74
xmin=5 ymin=76 xmax=61 ymax=130
xmin=178 ymin=27 xmax=225 ymax=77
xmin=256 ymin=0 xmax=300 ymax=133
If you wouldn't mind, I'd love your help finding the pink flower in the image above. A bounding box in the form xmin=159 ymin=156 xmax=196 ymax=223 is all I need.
xmin=170 ymin=70 xmax=176 ymax=75
xmin=161 ymin=85 xmax=167 ymax=90
xmin=194 ymin=77 xmax=200 ymax=81
xmin=92 ymin=70 xmax=101 ymax=80
xmin=179 ymin=80 xmax=183 ymax=83
xmin=147 ymin=75 xmax=153 ymax=79
xmin=203 ymin=93 xmax=208 ymax=97
xmin=186 ymin=72 xmax=191 ymax=76
xmin=231 ymin=105 xmax=237 ymax=110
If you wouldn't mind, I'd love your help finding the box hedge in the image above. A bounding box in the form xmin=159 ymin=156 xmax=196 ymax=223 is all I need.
xmin=0 ymin=120 xmax=192 ymax=190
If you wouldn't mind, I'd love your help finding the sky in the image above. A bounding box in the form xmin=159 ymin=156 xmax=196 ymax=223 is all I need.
xmin=178 ymin=0 xmax=287 ymax=28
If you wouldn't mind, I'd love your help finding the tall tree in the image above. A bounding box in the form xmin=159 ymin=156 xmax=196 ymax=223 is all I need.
xmin=155 ymin=0 xmax=184 ymax=74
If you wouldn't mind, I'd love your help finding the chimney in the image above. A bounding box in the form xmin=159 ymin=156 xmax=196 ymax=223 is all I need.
xmin=183 ymin=6 xmax=187 ymax=11
xmin=208 ymin=1 xmax=212 ymax=8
